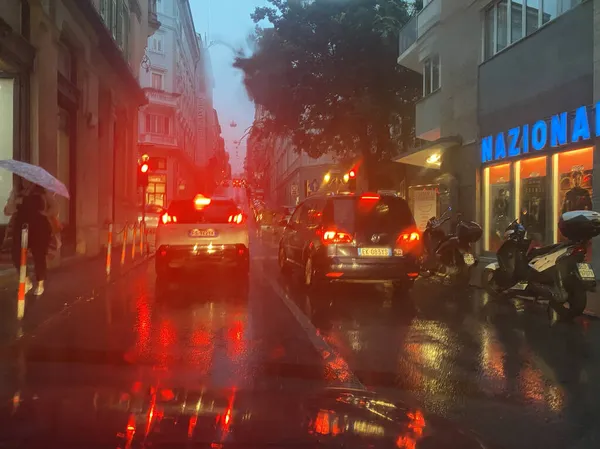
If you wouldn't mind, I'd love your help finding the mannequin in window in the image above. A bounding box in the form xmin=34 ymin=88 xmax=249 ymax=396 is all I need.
xmin=561 ymin=170 xmax=592 ymax=213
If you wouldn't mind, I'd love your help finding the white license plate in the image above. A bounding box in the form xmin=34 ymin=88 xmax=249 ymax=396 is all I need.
xmin=463 ymin=253 xmax=475 ymax=266
xmin=189 ymin=229 xmax=218 ymax=238
xmin=358 ymin=247 xmax=391 ymax=257
xmin=577 ymin=263 xmax=595 ymax=279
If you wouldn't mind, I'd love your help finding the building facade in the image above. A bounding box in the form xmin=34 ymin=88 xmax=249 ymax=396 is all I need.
xmin=397 ymin=0 xmax=600 ymax=267
xmin=137 ymin=0 xmax=217 ymax=207
xmin=0 ymin=0 xmax=159 ymax=259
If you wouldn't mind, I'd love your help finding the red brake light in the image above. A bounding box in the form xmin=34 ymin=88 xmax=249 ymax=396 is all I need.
xmin=360 ymin=193 xmax=380 ymax=201
xmin=398 ymin=231 xmax=420 ymax=243
xmin=322 ymin=229 xmax=353 ymax=244
xmin=349 ymin=169 xmax=356 ymax=179
xmin=397 ymin=231 xmax=421 ymax=254
xmin=228 ymin=213 xmax=244 ymax=224
xmin=194 ymin=195 xmax=211 ymax=208
xmin=161 ymin=213 xmax=177 ymax=224
xmin=140 ymin=164 xmax=149 ymax=173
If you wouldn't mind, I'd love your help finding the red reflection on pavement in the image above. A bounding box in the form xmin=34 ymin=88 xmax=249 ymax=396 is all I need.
xmin=134 ymin=293 xmax=151 ymax=357
xmin=315 ymin=410 xmax=331 ymax=435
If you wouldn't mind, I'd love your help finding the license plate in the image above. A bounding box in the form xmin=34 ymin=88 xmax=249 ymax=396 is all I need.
xmin=577 ymin=263 xmax=595 ymax=280
xmin=189 ymin=228 xmax=218 ymax=238
xmin=358 ymin=247 xmax=391 ymax=257
xmin=463 ymin=253 xmax=475 ymax=266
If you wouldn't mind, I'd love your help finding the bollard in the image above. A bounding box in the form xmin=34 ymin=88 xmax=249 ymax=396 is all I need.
xmin=16 ymin=225 xmax=28 ymax=320
xmin=106 ymin=223 xmax=113 ymax=277
xmin=131 ymin=224 xmax=137 ymax=260
xmin=139 ymin=221 xmax=144 ymax=255
xmin=121 ymin=224 xmax=129 ymax=266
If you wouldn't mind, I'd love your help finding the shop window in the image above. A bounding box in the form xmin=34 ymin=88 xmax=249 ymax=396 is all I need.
xmin=0 ymin=78 xmax=14 ymax=225
xmin=516 ymin=156 xmax=547 ymax=248
xmin=484 ymin=163 xmax=513 ymax=252
xmin=554 ymin=148 xmax=593 ymax=257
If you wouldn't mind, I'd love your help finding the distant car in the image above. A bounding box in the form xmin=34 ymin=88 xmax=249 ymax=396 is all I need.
xmin=155 ymin=195 xmax=249 ymax=280
xmin=138 ymin=204 xmax=166 ymax=234
xmin=278 ymin=191 xmax=420 ymax=295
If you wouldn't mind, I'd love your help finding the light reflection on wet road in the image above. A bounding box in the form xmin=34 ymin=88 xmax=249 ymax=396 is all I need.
xmin=0 ymin=202 xmax=599 ymax=447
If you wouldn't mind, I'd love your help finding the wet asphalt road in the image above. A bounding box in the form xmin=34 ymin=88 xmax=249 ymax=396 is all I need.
xmin=0 ymin=189 xmax=599 ymax=448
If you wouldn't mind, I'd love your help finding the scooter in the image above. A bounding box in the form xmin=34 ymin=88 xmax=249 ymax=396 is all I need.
xmin=482 ymin=210 xmax=600 ymax=321
xmin=421 ymin=208 xmax=482 ymax=288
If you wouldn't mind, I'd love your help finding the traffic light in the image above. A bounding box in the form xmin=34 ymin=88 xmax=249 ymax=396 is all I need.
xmin=347 ymin=168 xmax=357 ymax=192
xmin=137 ymin=161 xmax=149 ymax=187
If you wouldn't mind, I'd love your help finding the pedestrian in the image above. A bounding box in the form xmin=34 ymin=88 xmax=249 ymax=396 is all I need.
xmin=3 ymin=177 xmax=59 ymax=296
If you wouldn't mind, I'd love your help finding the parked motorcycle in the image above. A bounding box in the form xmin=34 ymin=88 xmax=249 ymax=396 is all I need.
xmin=482 ymin=210 xmax=600 ymax=320
xmin=421 ymin=208 xmax=482 ymax=287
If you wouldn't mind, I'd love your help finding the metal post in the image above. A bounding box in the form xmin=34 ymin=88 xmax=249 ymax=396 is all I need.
xmin=131 ymin=224 xmax=137 ymax=260
xmin=106 ymin=223 xmax=113 ymax=278
xmin=121 ymin=223 xmax=128 ymax=266
xmin=17 ymin=225 xmax=28 ymax=320
xmin=139 ymin=221 xmax=144 ymax=255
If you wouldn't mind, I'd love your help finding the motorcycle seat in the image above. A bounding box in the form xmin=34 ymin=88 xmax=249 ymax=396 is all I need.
xmin=527 ymin=243 xmax=565 ymax=259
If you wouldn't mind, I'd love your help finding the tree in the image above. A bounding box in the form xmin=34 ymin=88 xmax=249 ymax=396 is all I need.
xmin=234 ymin=0 xmax=422 ymax=184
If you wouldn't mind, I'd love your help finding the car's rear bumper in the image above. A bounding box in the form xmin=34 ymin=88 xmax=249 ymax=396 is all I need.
xmin=156 ymin=244 xmax=249 ymax=271
xmin=316 ymin=255 xmax=420 ymax=282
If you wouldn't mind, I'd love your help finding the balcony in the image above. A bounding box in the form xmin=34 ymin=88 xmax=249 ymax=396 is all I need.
xmin=415 ymin=89 xmax=441 ymax=141
xmin=397 ymin=0 xmax=441 ymax=71
xmin=139 ymin=132 xmax=177 ymax=147
xmin=145 ymin=88 xmax=180 ymax=108
xmin=148 ymin=0 xmax=160 ymax=32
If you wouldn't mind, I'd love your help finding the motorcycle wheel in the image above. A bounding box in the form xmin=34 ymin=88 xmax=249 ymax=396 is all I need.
xmin=481 ymin=267 xmax=504 ymax=298
xmin=549 ymin=285 xmax=587 ymax=321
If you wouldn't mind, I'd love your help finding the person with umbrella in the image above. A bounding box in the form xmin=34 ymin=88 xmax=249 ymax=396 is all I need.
xmin=3 ymin=177 xmax=59 ymax=295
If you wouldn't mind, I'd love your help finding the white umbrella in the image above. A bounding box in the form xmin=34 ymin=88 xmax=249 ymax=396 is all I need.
xmin=0 ymin=159 xmax=70 ymax=198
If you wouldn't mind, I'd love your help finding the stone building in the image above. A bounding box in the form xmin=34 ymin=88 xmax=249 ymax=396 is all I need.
xmin=0 ymin=0 xmax=159 ymax=259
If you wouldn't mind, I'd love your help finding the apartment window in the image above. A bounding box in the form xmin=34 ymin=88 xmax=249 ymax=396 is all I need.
xmin=145 ymin=114 xmax=171 ymax=135
xmin=151 ymin=72 xmax=163 ymax=90
xmin=150 ymin=34 xmax=164 ymax=53
xmin=484 ymin=0 xmax=582 ymax=59
xmin=422 ymin=54 xmax=440 ymax=96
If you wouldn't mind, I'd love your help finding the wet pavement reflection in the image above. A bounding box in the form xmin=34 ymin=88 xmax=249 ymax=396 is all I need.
xmin=0 ymin=229 xmax=599 ymax=447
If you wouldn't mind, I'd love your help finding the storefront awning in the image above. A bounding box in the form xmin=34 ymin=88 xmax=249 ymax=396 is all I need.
xmin=394 ymin=136 xmax=461 ymax=168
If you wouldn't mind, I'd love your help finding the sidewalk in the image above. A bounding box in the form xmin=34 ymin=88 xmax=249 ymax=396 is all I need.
xmin=0 ymin=244 xmax=151 ymax=344
xmin=469 ymin=257 xmax=600 ymax=318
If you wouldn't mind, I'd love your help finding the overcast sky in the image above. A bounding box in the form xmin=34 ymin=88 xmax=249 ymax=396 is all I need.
xmin=190 ymin=0 xmax=269 ymax=175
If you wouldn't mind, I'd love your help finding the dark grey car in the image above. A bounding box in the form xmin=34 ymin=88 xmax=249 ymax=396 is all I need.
xmin=278 ymin=192 xmax=421 ymax=295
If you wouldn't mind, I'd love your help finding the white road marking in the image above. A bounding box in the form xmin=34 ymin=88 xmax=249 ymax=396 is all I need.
xmin=256 ymin=262 xmax=364 ymax=389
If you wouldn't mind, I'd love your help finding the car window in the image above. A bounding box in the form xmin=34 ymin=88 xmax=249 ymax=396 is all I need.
xmin=167 ymin=199 xmax=239 ymax=224
xmin=324 ymin=196 xmax=415 ymax=234
xmin=290 ymin=204 xmax=303 ymax=224
xmin=306 ymin=200 xmax=323 ymax=227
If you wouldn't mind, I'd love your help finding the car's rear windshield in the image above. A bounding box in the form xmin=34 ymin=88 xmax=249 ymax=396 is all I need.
xmin=324 ymin=196 xmax=415 ymax=234
xmin=167 ymin=199 xmax=239 ymax=224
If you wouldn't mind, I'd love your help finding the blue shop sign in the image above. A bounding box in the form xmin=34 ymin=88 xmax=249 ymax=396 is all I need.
xmin=481 ymin=102 xmax=600 ymax=163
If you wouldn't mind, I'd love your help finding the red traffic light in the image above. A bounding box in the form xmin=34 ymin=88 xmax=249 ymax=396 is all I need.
xmin=348 ymin=169 xmax=356 ymax=179
xmin=140 ymin=163 xmax=149 ymax=173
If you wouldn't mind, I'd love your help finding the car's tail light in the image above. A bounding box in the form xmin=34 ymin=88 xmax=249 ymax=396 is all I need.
xmin=228 ymin=213 xmax=244 ymax=224
xmin=397 ymin=230 xmax=421 ymax=254
xmin=161 ymin=213 xmax=177 ymax=224
xmin=322 ymin=229 xmax=353 ymax=244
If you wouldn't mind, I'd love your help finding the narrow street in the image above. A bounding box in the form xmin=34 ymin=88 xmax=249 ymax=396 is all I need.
xmin=0 ymin=210 xmax=599 ymax=447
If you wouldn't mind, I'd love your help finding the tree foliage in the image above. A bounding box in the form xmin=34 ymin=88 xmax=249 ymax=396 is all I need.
xmin=234 ymin=0 xmax=422 ymax=166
